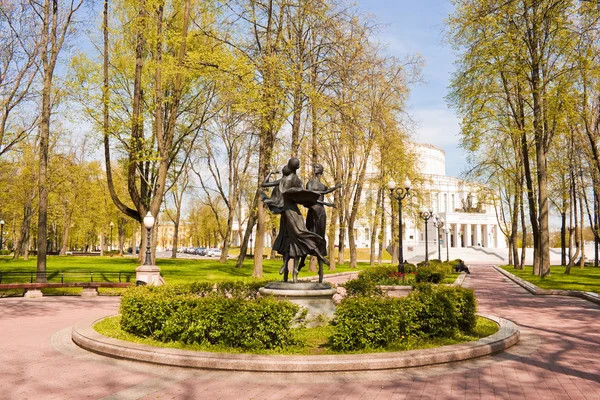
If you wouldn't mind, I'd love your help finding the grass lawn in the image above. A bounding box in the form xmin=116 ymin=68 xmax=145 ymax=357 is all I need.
xmin=94 ymin=315 xmax=498 ymax=355
xmin=0 ymin=255 xmax=376 ymax=296
xmin=500 ymin=265 xmax=600 ymax=294
xmin=442 ymin=272 xmax=463 ymax=284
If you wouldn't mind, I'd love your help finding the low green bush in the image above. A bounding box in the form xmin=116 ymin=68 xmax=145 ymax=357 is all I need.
xmin=329 ymin=296 xmax=403 ymax=351
xmin=119 ymin=282 xmax=302 ymax=350
xmin=343 ymin=278 xmax=383 ymax=297
xmin=403 ymin=263 xmax=417 ymax=273
xmin=331 ymin=283 xmax=478 ymax=350
xmin=415 ymin=264 xmax=447 ymax=283
xmin=402 ymin=283 xmax=456 ymax=338
xmin=343 ymin=266 xmax=416 ymax=296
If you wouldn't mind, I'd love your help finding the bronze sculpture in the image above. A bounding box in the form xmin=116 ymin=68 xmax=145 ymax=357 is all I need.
xmin=261 ymin=158 xmax=337 ymax=283
xmin=298 ymin=163 xmax=341 ymax=282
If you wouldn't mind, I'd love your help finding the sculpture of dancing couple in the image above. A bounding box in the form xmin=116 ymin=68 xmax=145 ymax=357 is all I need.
xmin=260 ymin=158 xmax=341 ymax=283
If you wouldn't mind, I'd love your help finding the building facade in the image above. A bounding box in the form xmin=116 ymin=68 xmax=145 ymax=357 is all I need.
xmin=395 ymin=144 xmax=506 ymax=251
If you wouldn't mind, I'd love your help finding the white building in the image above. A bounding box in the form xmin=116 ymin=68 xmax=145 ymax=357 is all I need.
xmin=403 ymin=144 xmax=506 ymax=251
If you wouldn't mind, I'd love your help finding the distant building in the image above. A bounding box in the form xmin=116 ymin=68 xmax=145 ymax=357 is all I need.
xmin=205 ymin=143 xmax=507 ymax=255
xmin=403 ymin=144 xmax=506 ymax=250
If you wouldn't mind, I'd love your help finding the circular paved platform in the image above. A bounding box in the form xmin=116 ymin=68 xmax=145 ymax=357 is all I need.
xmin=2 ymin=266 xmax=600 ymax=399
xmin=72 ymin=313 xmax=518 ymax=372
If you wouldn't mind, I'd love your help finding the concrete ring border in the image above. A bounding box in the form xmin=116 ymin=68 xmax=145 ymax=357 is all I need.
xmin=72 ymin=313 xmax=519 ymax=372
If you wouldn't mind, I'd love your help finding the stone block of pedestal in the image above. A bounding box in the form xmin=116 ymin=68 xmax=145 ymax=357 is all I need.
xmin=378 ymin=285 xmax=413 ymax=298
xmin=259 ymin=282 xmax=337 ymax=327
xmin=24 ymin=289 xmax=43 ymax=299
xmin=135 ymin=265 xmax=164 ymax=286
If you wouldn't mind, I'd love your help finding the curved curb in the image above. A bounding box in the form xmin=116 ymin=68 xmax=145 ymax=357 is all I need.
xmin=72 ymin=313 xmax=519 ymax=372
xmin=494 ymin=266 xmax=600 ymax=306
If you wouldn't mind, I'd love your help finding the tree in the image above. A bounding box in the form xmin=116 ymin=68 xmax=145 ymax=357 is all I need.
xmin=34 ymin=0 xmax=84 ymax=280
xmin=0 ymin=1 xmax=39 ymax=157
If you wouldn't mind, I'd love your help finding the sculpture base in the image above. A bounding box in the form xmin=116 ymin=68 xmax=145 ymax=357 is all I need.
xmin=259 ymin=282 xmax=337 ymax=327
xmin=135 ymin=265 xmax=164 ymax=286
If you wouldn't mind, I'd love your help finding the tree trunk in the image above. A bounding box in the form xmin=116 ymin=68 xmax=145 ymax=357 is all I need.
xmin=370 ymin=187 xmax=382 ymax=266
xmin=520 ymin=192 xmax=526 ymax=269
xmin=378 ymin=190 xmax=385 ymax=266
xmin=236 ymin=197 xmax=257 ymax=269
xmin=13 ymin=196 xmax=34 ymax=259
xmin=59 ymin=216 xmax=71 ymax=255
xmin=37 ymin=44 xmax=53 ymax=282
xmin=561 ymin=210 xmax=566 ymax=266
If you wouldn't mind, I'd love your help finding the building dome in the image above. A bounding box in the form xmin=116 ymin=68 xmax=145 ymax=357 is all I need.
xmin=416 ymin=143 xmax=446 ymax=176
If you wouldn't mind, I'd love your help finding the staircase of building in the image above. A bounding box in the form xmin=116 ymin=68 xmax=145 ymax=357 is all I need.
xmin=403 ymin=246 xmax=508 ymax=264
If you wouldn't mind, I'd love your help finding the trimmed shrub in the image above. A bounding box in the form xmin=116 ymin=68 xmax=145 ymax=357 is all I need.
xmin=119 ymin=283 xmax=302 ymax=350
xmin=402 ymin=283 xmax=457 ymax=338
xmin=415 ymin=264 xmax=447 ymax=283
xmin=343 ymin=266 xmax=417 ymax=296
xmin=330 ymin=296 xmax=403 ymax=351
xmin=343 ymin=278 xmax=383 ymax=297
xmin=331 ymin=283 xmax=478 ymax=350
xmin=403 ymin=263 xmax=417 ymax=273
xmin=437 ymin=285 xmax=477 ymax=332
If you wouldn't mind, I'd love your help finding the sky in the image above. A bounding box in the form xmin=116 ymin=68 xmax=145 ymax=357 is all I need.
xmin=355 ymin=0 xmax=466 ymax=178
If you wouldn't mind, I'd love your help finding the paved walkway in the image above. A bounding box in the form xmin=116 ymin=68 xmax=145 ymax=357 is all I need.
xmin=1 ymin=265 xmax=600 ymax=399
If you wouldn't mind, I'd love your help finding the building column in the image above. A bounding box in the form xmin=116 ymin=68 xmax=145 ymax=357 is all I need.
xmin=474 ymin=224 xmax=481 ymax=246
xmin=482 ymin=224 xmax=489 ymax=247
xmin=465 ymin=224 xmax=472 ymax=247
xmin=453 ymin=223 xmax=460 ymax=248
xmin=494 ymin=225 xmax=500 ymax=247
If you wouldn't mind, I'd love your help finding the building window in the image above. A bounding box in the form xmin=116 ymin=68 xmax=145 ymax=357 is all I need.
xmin=444 ymin=193 xmax=447 ymax=212
xmin=452 ymin=194 xmax=455 ymax=210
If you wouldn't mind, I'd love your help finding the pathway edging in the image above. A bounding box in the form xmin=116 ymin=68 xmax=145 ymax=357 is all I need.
xmin=493 ymin=265 xmax=600 ymax=305
xmin=72 ymin=313 xmax=519 ymax=372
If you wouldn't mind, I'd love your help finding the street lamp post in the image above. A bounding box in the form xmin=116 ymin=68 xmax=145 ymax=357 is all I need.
xmin=387 ymin=178 xmax=412 ymax=273
xmin=420 ymin=208 xmax=434 ymax=266
xmin=109 ymin=221 xmax=114 ymax=252
xmin=433 ymin=216 xmax=444 ymax=261
xmin=444 ymin=227 xmax=450 ymax=262
xmin=143 ymin=212 xmax=155 ymax=266
xmin=0 ymin=220 xmax=4 ymax=251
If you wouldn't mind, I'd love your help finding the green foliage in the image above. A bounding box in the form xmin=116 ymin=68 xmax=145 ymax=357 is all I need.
xmin=119 ymin=283 xmax=303 ymax=350
xmin=343 ymin=265 xmax=416 ymax=297
xmin=402 ymin=283 xmax=455 ymax=338
xmin=331 ymin=284 xmax=478 ymax=351
xmin=329 ymin=296 xmax=403 ymax=351
xmin=343 ymin=278 xmax=383 ymax=297
xmin=403 ymin=263 xmax=417 ymax=273
xmin=415 ymin=264 xmax=449 ymax=283
xmin=500 ymin=265 xmax=600 ymax=294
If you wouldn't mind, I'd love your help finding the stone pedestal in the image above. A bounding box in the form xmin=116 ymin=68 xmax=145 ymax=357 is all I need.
xmin=378 ymin=285 xmax=413 ymax=298
xmin=259 ymin=282 xmax=337 ymax=326
xmin=24 ymin=289 xmax=43 ymax=299
xmin=81 ymin=288 xmax=98 ymax=297
xmin=135 ymin=265 xmax=164 ymax=286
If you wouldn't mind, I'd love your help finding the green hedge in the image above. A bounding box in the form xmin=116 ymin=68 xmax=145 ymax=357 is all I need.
xmin=330 ymin=283 xmax=477 ymax=351
xmin=343 ymin=265 xmax=416 ymax=297
xmin=415 ymin=262 xmax=454 ymax=283
xmin=329 ymin=296 xmax=402 ymax=351
xmin=119 ymin=281 xmax=303 ymax=350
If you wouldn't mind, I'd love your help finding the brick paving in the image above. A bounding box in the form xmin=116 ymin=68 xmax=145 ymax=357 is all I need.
xmin=2 ymin=265 xmax=600 ymax=399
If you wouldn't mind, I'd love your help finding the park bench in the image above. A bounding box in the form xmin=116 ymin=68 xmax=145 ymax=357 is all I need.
xmin=0 ymin=270 xmax=135 ymax=298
